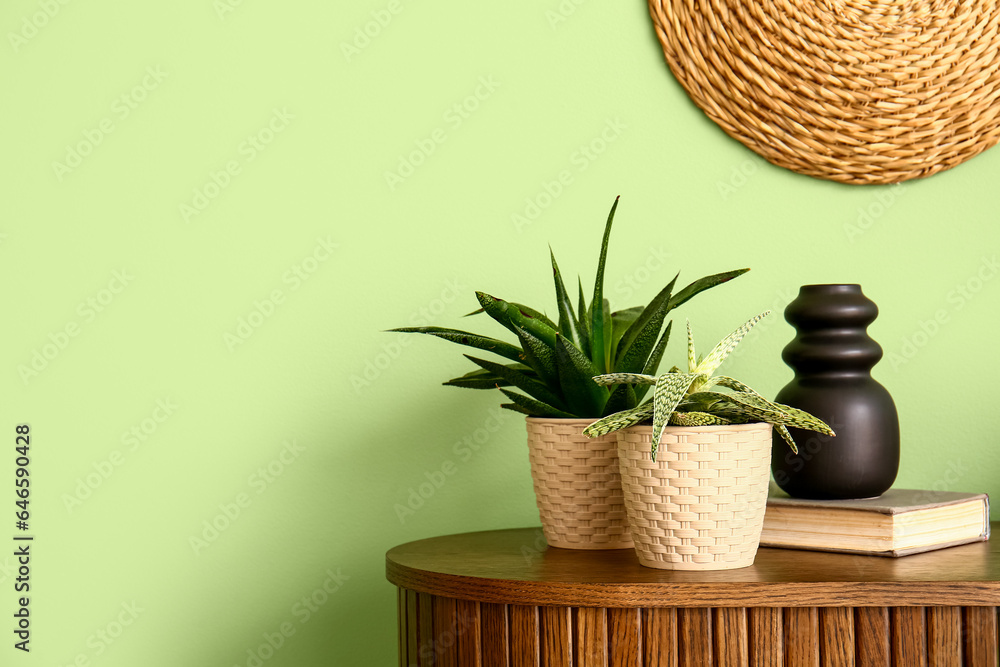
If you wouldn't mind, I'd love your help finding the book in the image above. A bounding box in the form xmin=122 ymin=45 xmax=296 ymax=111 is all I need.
xmin=760 ymin=483 xmax=990 ymax=557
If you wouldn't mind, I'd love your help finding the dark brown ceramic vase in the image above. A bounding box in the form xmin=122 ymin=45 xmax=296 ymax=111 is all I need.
xmin=770 ymin=284 xmax=899 ymax=499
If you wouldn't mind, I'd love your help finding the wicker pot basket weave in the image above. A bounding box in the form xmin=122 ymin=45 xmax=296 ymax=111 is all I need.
xmin=648 ymin=0 xmax=1000 ymax=184
xmin=525 ymin=418 xmax=633 ymax=550
xmin=617 ymin=422 xmax=772 ymax=570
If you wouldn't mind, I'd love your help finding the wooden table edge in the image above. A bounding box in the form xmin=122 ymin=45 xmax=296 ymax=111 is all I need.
xmin=386 ymin=525 xmax=1000 ymax=608
xmin=386 ymin=560 xmax=1000 ymax=608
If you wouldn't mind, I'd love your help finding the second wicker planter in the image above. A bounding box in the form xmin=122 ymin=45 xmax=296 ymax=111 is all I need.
xmin=617 ymin=422 xmax=772 ymax=570
xmin=526 ymin=417 xmax=633 ymax=550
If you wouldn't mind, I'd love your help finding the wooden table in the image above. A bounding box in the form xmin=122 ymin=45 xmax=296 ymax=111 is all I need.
xmin=386 ymin=525 xmax=999 ymax=666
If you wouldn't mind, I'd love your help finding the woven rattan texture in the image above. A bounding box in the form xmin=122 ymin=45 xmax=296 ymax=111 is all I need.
xmin=648 ymin=0 xmax=1000 ymax=184
xmin=526 ymin=418 xmax=633 ymax=549
xmin=617 ymin=423 xmax=772 ymax=570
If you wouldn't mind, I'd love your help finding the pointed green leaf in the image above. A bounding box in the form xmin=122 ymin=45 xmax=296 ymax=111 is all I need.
xmin=443 ymin=368 xmax=515 ymax=389
xmin=576 ymin=277 xmax=591 ymax=355
xmin=388 ymin=326 xmax=524 ymax=364
xmin=614 ymin=274 xmax=677 ymax=362
xmin=550 ymin=249 xmax=578 ymax=343
xmin=583 ymin=403 xmax=654 ymax=438
xmin=667 ymin=268 xmax=750 ymax=311
xmin=500 ymin=403 xmax=535 ymax=416
xmin=610 ymin=306 xmax=644 ymax=357
xmin=554 ymin=333 xmax=608 ymax=416
xmin=634 ymin=321 xmax=672 ymax=403
xmin=464 ymin=355 xmax=566 ymax=410
xmin=510 ymin=302 xmax=558 ymax=331
xmin=590 ymin=196 xmax=619 ymax=372
xmin=600 ymin=299 xmax=613 ymax=373
xmin=513 ymin=325 xmax=557 ymax=383
xmin=694 ymin=311 xmax=770 ymax=376
xmin=476 ymin=292 xmax=559 ymax=348
xmin=499 ymin=388 xmax=575 ymax=418
xmin=613 ymin=303 xmax=669 ymax=377
xmin=603 ymin=383 xmax=637 ymax=415
xmin=651 ymin=373 xmax=702 ymax=461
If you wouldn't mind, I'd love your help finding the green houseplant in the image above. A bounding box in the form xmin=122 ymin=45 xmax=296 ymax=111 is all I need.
xmin=583 ymin=311 xmax=834 ymax=569
xmin=392 ymin=197 xmax=748 ymax=549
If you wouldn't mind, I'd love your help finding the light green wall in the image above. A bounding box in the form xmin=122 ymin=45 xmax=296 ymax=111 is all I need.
xmin=4 ymin=1 xmax=998 ymax=665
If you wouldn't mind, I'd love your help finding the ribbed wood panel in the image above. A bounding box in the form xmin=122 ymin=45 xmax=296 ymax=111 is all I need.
xmin=643 ymin=607 xmax=677 ymax=667
xmin=404 ymin=590 xmax=418 ymax=665
xmin=456 ymin=599 xmax=481 ymax=665
xmin=609 ymin=608 xmax=641 ymax=666
xmin=432 ymin=595 xmax=458 ymax=667
xmin=678 ymin=608 xmax=712 ymax=666
xmin=927 ymin=606 xmax=961 ymax=667
xmin=964 ymin=606 xmax=999 ymax=667
xmin=819 ymin=607 xmax=853 ymax=667
xmin=892 ymin=606 xmax=927 ymax=666
xmin=854 ymin=607 xmax=890 ymax=666
xmin=396 ymin=593 xmax=999 ymax=666
xmin=714 ymin=607 xmax=748 ymax=667
xmin=784 ymin=607 xmax=819 ymax=666
xmin=397 ymin=588 xmax=405 ymax=667
xmin=749 ymin=607 xmax=781 ymax=667
xmin=511 ymin=605 xmax=539 ymax=667
xmin=541 ymin=606 xmax=572 ymax=666
xmin=576 ymin=607 xmax=608 ymax=667
xmin=417 ymin=593 xmax=434 ymax=666
xmin=481 ymin=603 xmax=509 ymax=667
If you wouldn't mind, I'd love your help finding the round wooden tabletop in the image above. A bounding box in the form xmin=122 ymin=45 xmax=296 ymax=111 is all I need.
xmin=386 ymin=526 xmax=1000 ymax=608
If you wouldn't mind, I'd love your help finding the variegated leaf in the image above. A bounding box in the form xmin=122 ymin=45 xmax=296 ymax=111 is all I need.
xmin=651 ymin=372 xmax=701 ymax=461
xmin=669 ymin=411 xmax=732 ymax=426
xmin=711 ymin=375 xmax=756 ymax=394
xmin=592 ymin=372 xmax=657 ymax=386
xmin=711 ymin=379 xmax=831 ymax=434
xmin=686 ymin=320 xmax=697 ymax=373
xmin=722 ymin=382 xmax=833 ymax=436
xmin=721 ymin=390 xmax=793 ymax=423
xmin=694 ymin=311 xmax=770 ymax=376
xmin=678 ymin=392 xmax=724 ymax=411
xmin=772 ymin=402 xmax=836 ymax=436
xmin=583 ymin=403 xmax=654 ymax=438
xmin=775 ymin=424 xmax=799 ymax=454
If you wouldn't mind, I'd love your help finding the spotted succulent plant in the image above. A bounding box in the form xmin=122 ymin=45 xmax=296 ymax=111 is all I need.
xmin=583 ymin=311 xmax=835 ymax=460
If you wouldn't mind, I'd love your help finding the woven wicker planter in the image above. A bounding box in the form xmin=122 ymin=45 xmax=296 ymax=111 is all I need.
xmin=525 ymin=418 xmax=633 ymax=550
xmin=617 ymin=423 xmax=772 ymax=570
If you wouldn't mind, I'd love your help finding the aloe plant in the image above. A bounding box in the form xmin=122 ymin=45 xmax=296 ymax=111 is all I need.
xmin=583 ymin=311 xmax=835 ymax=460
xmin=389 ymin=197 xmax=748 ymax=418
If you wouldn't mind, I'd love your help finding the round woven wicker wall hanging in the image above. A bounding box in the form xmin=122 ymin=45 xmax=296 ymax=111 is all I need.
xmin=648 ymin=0 xmax=1000 ymax=184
